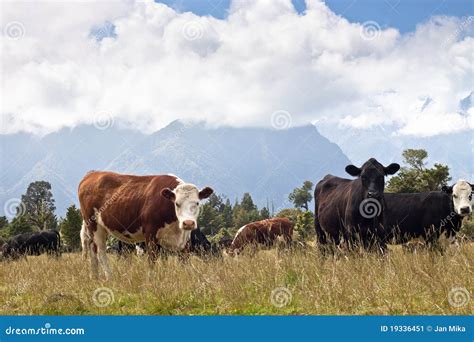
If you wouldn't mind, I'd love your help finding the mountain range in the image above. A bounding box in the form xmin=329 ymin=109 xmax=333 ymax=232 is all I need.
xmin=0 ymin=121 xmax=351 ymax=217
xmin=317 ymin=124 xmax=473 ymax=182
xmin=1 ymin=120 xmax=472 ymax=218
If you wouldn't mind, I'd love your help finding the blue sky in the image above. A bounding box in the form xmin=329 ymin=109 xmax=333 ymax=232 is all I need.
xmin=157 ymin=0 xmax=473 ymax=33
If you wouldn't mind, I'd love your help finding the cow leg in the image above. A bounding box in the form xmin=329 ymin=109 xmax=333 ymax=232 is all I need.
xmin=80 ymin=222 xmax=89 ymax=259
xmin=145 ymin=235 xmax=165 ymax=281
xmin=54 ymin=241 xmax=62 ymax=257
xmin=359 ymin=229 xmax=379 ymax=252
xmin=89 ymin=236 xmax=99 ymax=280
xmin=315 ymin=219 xmax=330 ymax=254
xmin=282 ymin=233 xmax=292 ymax=251
xmin=146 ymin=239 xmax=162 ymax=264
xmin=95 ymin=225 xmax=111 ymax=280
xmin=88 ymin=220 xmax=111 ymax=280
xmin=48 ymin=238 xmax=61 ymax=258
xmin=424 ymin=225 xmax=443 ymax=253
xmin=83 ymin=219 xmax=99 ymax=279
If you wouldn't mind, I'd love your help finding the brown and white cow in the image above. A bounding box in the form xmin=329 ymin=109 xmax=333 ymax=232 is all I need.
xmin=228 ymin=217 xmax=293 ymax=255
xmin=78 ymin=171 xmax=213 ymax=279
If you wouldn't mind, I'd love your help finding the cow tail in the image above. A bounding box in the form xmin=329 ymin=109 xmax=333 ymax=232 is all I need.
xmin=56 ymin=230 xmax=61 ymax=255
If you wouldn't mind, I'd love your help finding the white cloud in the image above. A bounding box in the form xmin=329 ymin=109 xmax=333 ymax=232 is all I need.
xmin=1 ymin=0 xmax=472 ymax=136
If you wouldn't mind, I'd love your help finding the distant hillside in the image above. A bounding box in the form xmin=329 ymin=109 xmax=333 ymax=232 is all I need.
xmin=317 ymin=124 xmax=473 ymax=182
xmin=317 ymin=91 xmax=473 ymax=181
xmin=0 ymin=121 xmax=351 ymax=216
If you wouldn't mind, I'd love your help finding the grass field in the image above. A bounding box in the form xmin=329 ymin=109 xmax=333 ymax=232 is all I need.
xmin=0 ymin=243 xmax=472 ymax=315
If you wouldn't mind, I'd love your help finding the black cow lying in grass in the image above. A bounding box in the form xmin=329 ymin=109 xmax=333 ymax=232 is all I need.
xmin=384 ymin=180 xmax=473 ymax=247
xmin=1 ymin=230 xmax=61 ymax=260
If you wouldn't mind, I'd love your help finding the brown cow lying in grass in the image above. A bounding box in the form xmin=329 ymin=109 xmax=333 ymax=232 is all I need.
xmin=228 ymin=217 xmax=293 ymax=255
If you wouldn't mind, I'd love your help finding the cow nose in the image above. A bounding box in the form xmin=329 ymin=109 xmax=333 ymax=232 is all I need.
xmin=183 ymin=220 xmax=196 ymax=230
xmin=460 ymin=206 xmax=471 ymax=214
xmin=367 ymin=191 xmax=377 ymax=198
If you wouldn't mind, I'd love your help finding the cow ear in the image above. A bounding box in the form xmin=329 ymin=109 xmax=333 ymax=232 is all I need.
xmin=161 ymin=188 xmax=176 ymax=201
xmin=199 ymin=187 xmax=214 ymax=200
xmin=441 ymin=185 xmax=453 ymax=194
xmin=384 ymin=163 xmax=400 ymax=175
xmin=470 ymin=183 xmax=474 ymax=192
xmin=345 ymin=165 xmax=361 ymax=177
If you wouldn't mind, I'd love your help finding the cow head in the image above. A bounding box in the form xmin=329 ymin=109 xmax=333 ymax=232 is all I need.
xmin=161 ymin=184 xmax=213 ymax=230
xmin=442 ymin=180 xmax=473 ymax=217
xmin=345 ymin=158 xmax=400 ymax=200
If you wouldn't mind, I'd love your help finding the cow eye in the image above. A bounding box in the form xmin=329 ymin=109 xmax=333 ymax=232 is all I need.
xmin=453 ymin=194 xmax=457 ymax=199
xmin=176 ymin=203 xmax=181 ymax=208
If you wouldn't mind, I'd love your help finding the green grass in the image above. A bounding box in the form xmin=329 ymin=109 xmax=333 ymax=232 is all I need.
xmin=0 ymin=243 xmax=472 ymax=315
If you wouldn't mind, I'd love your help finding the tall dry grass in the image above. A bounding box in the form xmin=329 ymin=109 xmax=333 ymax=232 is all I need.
xmin=0 ymin=243 xmax=472 ymax=315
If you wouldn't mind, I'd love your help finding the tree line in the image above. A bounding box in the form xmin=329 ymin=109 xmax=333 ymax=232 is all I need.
xmin=1 ymin=149 xmax=470 ymax=249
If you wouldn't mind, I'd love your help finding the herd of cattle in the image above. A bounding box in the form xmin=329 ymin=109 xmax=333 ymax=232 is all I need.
xmin=1 ymin=158 xmax=472 ymax=281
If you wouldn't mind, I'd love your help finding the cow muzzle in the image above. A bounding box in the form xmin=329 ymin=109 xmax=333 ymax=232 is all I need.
xmin=367 ymin=191 xmax=381 ymax=199
xmin=459 ymin=206 xmax=472 ymax=216
xmin=182 ymin=220 xmax=196 ymax=230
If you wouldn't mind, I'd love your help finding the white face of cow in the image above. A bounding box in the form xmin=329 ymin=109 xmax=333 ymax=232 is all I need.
xmin=444 ymin=180 xmax=473 ymax=216
xmin=161 ymin=184 xmax=213 ymax=230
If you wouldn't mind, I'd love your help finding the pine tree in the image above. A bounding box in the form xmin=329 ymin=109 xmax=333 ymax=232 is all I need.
xmin=0 ymin=216 xmax=8 ymax=229
xmin=0 ymin=216 xmax=9 ymax=238
xmin=198 ymin=203 xmax=218 ymax=235
xmin=240 ymin=193 xmax=256 ymax=212
xmin=222 ymin=199 xmax=233 ymax=228
xmin=260 ymin=207 xmax=270 ymax=219
xmin=7 ymin=215 xmax=33 ymax=236
xmin=59 ymin=204 xmax=82 ymax=250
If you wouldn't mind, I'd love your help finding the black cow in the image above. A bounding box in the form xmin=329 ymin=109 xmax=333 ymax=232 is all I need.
xmin=106 ymin=240 xmax=146 ymax=256
xmin=314 ymin=158 xmax=400 ymax=251
xmin=384 ymin=180 xmax=473 ymax=245
xmin=190 ymin=229 xmax=220 ymax=256
xmin=1 ymin=230 xmax=61 ymax=260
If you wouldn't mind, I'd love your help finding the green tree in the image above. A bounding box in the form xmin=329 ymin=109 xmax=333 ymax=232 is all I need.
xmin=7 ymin=215 xmax=33 ymax=236
xmin=288 ymin=181 xmax=314 ymax=211
xmin=209 ymin=227 xmax=233 ymax=244
xmin=221 ymin=199 xmax=233 ymax=228
xmin=207 ymin=193 xmax=224 ymax=213
xmin=0 ymin=216 xmax=8 ymax=230
xmin=198 ymin=203 xmax=218 ymax=235
xmin=0 ymin=216 xmax=8 ymax=238
xmin=59 ymin=204 xmax=82 ymax=250
xmin=260 ymin=206 xmax=270 ymax=220
xmin=294 ymin=211 xmax=314 ymax=240
xmin=231 ymin=193 xmax=261 ymax=229
xmin=198 ymin=193 xmax=233 ymax=235
xmin=20 ymin=181 xmax=57 ymax=230
xmin=386 ymin=149 xmax=451 ymax=193
xmin=233 ymin=207 xmax=252 ymax=229
xmin=240 ymin=193 xmax=256 ymax=212
xmin=275 ymin=208 xmax=302 ymax=224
